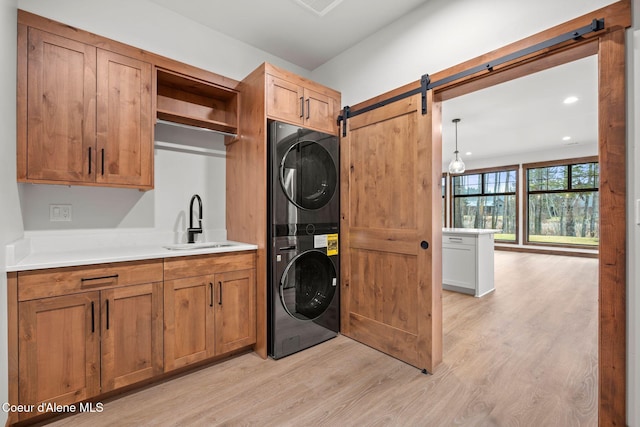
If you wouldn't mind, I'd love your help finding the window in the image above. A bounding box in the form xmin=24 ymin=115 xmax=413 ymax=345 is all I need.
xmin=452 ymin=167 xmax=518 ymax=242
xmin=525 ymin=158 xmax=599 ymax=247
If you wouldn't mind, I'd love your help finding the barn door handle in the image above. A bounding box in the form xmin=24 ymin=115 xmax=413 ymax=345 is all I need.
xmin=420 ymin=241 xmax=429 ymax=250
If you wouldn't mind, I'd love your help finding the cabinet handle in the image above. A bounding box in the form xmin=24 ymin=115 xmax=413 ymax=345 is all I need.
xmin=218 ymin=281 xmax=222 ymax=305
xmin=88 ymin=147 xmax=92 ymax=175
xmin=209 ymin=282 xmax=214 ymax=307
xmin=449 ymin=237 xmax=463 ymax=242
xmin=101 ymin=148 xmax=105 ymax=176
xmin=91 ymin=301 xmax=95 ymax=333
xmin=81 ymin=274 xmax=119 ymax=282
xmin=106 ymin=299 xmax=110 ymax=330
xmin=306 ymin=98 xmax=310 ymax=119
xmin=300 ymin=96 xmax=304 ymax=118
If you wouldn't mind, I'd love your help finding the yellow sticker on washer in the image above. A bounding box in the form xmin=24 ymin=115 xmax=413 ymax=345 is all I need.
xmin=327 ymin=234 xmax=338 ymax=256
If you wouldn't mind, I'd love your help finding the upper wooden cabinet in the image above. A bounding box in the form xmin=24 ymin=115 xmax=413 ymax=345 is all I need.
xmin=16 ymin=10 xmax=242 ymax=190
xmin=18 ymin=26 xmax=153 ymax=190
xmin=22 ymin=28 xmax=96 ymax=184
xmin=96 ymin=50 xmax=153 ymax=188
xmin=265 ymin=65 xmax=340 ymax=135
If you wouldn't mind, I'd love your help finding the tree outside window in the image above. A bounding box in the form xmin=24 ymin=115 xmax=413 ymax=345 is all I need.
xmin=525 ymin=159 xmax=599 ymax=246
xmin=452 ymin=167 xmax=518 ymax=242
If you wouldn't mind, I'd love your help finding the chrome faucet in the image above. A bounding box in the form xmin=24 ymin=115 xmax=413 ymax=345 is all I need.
xmin=187 ymin=194 xmax=203 ymax=244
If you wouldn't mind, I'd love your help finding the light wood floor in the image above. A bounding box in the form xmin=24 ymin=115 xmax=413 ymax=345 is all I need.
xmin=48 ymin=252 xmax=598 ymax=426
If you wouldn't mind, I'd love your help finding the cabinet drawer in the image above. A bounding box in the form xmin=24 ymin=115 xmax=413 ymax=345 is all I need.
xmin=442 ymin=235 xmax=476 ymax=246
xmin=17 ymin=259 xmax=163 ymax=301
xmin=164 ymin=251 xmax=256 ymax=281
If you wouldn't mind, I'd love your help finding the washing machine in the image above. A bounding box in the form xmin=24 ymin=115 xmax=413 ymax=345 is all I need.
xmin=269 ymin=121 xmax=339 ymax=235
xmin=269 ymin=234 xmax=340 ymax=359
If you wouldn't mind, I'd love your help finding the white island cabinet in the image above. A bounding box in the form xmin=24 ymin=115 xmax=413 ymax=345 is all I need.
xmin=442 ymin=228 xmax=499 ymax=297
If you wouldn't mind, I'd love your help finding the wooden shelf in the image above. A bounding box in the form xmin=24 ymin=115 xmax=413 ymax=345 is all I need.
xmin=156 ymin=110 xmax=237 ymax=135
xmin=156 ymin=68 xmax=238 ymax=135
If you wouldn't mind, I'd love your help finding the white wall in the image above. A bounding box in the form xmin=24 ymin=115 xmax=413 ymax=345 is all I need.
xmin=312 ymin=0 xmax=617 ymax=107
xmin=0 ymin=0 xmax=22 ymax=424
xmin=19 ymin=126 xmax=227 ymax=241
xmin=312 ymin=0 xmax=638 ymax=424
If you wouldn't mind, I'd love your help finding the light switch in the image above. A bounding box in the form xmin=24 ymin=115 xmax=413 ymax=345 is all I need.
xmin=50 ymin=204 xmax=72 ymax=222
xmin=636 ymin=199 xmax=640 ymax=225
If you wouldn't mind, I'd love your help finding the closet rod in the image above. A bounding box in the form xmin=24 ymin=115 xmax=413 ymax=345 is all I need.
xmin=155 ymin=119 xmax=237 ymax=138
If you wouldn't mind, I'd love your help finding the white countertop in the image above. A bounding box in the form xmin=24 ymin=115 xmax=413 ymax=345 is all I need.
xmin=5 ymin=230 xmax=257 ymax=272
xmin=442 ymin=228 xmax=500 ymax=235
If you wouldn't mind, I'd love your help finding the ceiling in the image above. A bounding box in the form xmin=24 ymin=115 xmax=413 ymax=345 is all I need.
xmin=442 ymin=55 xmax=598 ymax=168
xmin=147 ymin=0 xmax=598 ymax=165
xmin=148 ymin=0 xmax=430 ymax=70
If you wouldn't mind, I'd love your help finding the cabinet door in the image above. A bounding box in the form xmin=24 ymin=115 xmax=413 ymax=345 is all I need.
xmin=304 ymin=88 xmax=336 ymax=135
xmin=266 ymin=74 xmax=304 ymax=125
xmin=164 ymin=276 xmax=215 ymax=371
xmin=96 ymin=49 xmax=153 ymax=188
xmin=214 ymin=269 xmax=256 ymax=355
xmin=25 ymin=28 xmax=96 ymax=183
xmin=442 ymin=243 xmax=477 ymax=290
xmin=101 ymin=282 xmax=163 ymax=391
xmin=18 ymin=292 xmax=100 ymax=412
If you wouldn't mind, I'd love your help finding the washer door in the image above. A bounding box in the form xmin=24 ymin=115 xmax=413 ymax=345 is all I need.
xmin=280 ymin=250 xmax=337 ymax=321
xmin=280 ymin=140 xmax=337 ymax=210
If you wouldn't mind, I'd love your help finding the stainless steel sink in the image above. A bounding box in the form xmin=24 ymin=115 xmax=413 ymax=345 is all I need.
xmin=163 ymin=242 xmax=234 ymax=251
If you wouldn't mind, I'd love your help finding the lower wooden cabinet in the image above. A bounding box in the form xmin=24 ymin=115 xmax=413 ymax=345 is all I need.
xmin=13 ymin=260 xmax=163 ymax=421
xmin=18 ymin=292 xmax=101 ymax=409
xmin=214 ymin=269 xmax=256 ymax=355
xmin=100 ymin=282 xmax=164 ymax=391
xmin=9 ymin=252 xmax=256 ymax=423
xmin=18 ymin=282 xmax=164 ymax=412
xmin=164 ymin=275 xmax=216 ymax=370
xmin=163 ymin=254 xmax=256 ymax=371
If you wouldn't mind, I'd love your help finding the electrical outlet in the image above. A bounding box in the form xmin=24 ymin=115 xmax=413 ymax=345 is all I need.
xmin=50 ymin=204 xmax=72 ymax=222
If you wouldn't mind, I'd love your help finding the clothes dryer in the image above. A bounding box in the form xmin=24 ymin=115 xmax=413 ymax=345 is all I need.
xmin=269 ymin=121 xmax=339 ymax=236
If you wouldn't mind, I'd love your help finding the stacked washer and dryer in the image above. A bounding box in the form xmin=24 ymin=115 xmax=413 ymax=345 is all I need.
xmin=268 ymin=121 xmax=340 ymax=359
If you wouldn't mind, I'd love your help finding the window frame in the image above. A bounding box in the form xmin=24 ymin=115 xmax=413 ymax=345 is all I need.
xmin=523 ymin=156 xmax=599 ymax=248
xmin=451 ymin=165 xmax=519 ymax=244
xmin=441 ymin=173 xmax=447 ymax=227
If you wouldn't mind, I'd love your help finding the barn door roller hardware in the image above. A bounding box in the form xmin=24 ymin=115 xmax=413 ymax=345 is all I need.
xmin=337 ymin=18 xmax=604 ymax=137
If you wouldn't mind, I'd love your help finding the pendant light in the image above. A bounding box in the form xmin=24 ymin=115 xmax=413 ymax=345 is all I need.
xmin=448 ymin=118 xmax=466 ymax=174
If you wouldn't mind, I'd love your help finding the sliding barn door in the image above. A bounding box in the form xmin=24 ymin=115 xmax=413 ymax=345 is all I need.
xmin=340 ymin=91 xmax=442 ymax=372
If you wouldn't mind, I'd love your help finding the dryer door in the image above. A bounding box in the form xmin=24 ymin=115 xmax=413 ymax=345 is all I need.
xmin=280 ymin=140 xmax=337 ymax=211
xmin=279 ymin=250 xmax=337 ymax=320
